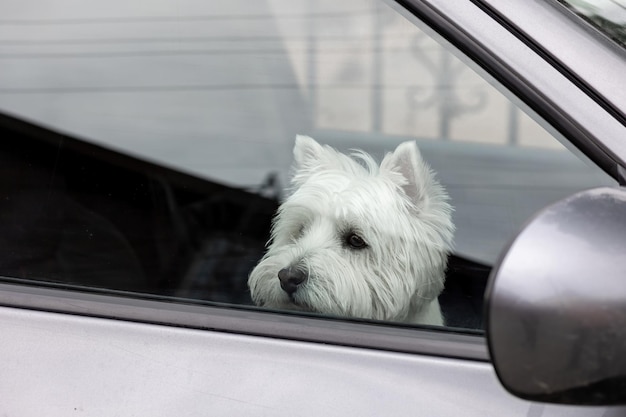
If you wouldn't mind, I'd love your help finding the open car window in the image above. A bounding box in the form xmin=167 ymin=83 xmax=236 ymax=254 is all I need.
xmin=0 ymin=0 xmax=616 ymax=331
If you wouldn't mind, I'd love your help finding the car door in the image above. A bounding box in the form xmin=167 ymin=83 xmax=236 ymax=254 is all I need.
xmin=0 ymin=0 xmax=624 ymax=415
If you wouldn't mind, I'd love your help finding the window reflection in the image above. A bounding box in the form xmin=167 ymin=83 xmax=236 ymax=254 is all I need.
xmin=0 ymin=115 xmax=275 ymax=304
xmin=0 ymin=0 xmax=616 ymax=330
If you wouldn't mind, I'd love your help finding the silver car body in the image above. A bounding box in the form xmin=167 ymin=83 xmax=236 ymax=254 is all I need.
xmin=0 ymin=284 xmax=618 ymax=416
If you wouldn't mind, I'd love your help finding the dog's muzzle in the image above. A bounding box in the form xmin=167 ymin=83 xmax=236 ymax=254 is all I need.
xmin=278 ymin=267 xmax=307 ymax=295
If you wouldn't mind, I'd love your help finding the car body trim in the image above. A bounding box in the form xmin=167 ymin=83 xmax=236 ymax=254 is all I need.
xmin=0 ymin=281 xmax=489 ymax=361
xmin=394 ymin=0 xmax=626 ymax=179
xmin=472 ymin=0 xmax=626 ymax=127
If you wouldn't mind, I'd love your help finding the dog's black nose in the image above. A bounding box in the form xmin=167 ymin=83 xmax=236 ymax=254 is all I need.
xmin=278 ymin=267 xmax=307 ymax=294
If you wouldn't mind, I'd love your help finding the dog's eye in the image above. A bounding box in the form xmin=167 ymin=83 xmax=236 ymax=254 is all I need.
xmin=346 ymin=233 xmax=367 ymax=249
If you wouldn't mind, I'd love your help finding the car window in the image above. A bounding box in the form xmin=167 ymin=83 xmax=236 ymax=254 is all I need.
xmin=556 ymin=0 xmax=626 ymax=49
xmin=0 ymin=0 xmax=616 ymax=331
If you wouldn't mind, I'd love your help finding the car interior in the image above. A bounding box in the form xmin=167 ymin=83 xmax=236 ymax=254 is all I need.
xmin=0 ymin=111 xmax=490 ymax=330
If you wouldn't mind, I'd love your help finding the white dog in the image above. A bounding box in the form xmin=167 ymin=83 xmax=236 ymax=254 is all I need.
xmin=248 ymin=136 xmax=454 ymax=325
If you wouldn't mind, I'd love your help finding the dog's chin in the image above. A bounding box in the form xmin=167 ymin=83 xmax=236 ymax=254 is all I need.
xmin=258 ymin=294 xmax=321 ymax=315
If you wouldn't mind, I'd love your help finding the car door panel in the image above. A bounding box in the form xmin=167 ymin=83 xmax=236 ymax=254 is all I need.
xmin=0 ymin=304 xmax=616 ymax=417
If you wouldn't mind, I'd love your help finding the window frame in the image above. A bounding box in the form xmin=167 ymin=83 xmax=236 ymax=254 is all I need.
xmin=0 ymin=281 xmax=488 ymax=360
xmin=420 ymin=0 xmax=626 ymax=179
xmin=477 ymin=0 xmax=626 ymax=125
xmin=0 ymin=0 xmax=624 ymax=361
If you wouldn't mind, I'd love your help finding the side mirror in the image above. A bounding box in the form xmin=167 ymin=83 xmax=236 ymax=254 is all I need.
xmin=486 ymin=187 xmax=626 ymax=405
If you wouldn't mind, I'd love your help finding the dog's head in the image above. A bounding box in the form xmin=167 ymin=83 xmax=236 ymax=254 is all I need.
xmin=248 ymin=136 xmax=454 ymax=322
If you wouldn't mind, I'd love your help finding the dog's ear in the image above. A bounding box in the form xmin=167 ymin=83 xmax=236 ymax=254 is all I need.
xmin=293 ymin=135 xmax=325 ymax=168
xmin=381 ymin=141 xmax=434 ymax=210
xmin=291 ymin=135 xmax=327 ymax=185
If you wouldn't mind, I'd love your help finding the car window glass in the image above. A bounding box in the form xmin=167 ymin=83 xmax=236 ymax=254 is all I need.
xmin=0 ymin=0 xmax=617 ymax=331
xmin=556 ymin=0 xmax=626 ymax=49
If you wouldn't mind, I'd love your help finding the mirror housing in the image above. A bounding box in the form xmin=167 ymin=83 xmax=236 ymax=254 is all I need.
xmin=486 ymin=187 xmax=626 ymax=405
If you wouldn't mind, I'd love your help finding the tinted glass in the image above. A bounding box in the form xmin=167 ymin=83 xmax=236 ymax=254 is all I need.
xmin=0 ymin=0 xmax=616 ymax=330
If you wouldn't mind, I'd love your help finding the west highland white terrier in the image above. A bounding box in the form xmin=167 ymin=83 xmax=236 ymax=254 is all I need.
xmin=248 ymin=136 xmax=454 ymax=325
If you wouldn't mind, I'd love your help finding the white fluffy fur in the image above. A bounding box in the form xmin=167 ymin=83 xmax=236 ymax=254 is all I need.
xmin=248 ymin=136 xmax=454 ymax=325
